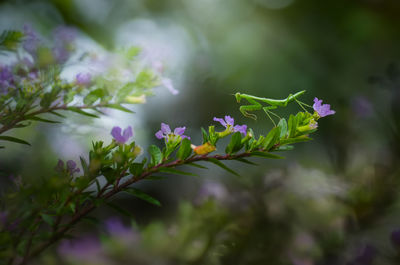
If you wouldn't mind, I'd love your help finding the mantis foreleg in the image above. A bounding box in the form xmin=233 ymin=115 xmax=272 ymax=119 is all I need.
xmin=239 ymin=98 xmax=262 ymax=120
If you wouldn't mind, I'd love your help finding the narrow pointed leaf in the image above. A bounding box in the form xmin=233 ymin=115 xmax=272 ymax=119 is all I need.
xmin=235 ymin=157 xmax=258 ymax=165
xmin=250 ymin=151 xmax=284 ymax=159
xmin=0 ymin=136 xmax=31 ymax=146
xmin=124 ymin=188 xmax=161 ymax=207
xmin=27 ymin=116 xmax=60 ymax=123
xmin=105 ymin=202 xmax=134 ymax=217
xmin=275 ymin=145 xmax=294 ymax=151
xmin=262 ymin=126 xmax=281 ymax=151
xmin=208 ymin=158 xmax=240 ymax=176
xmin=280 ymin=136 xmax=311 ymax=146
xmin=40 ymin=213 xmax=54 ymax=226
xmin=48 ymin=110 xmax=66 ymax=118
xmin=67 ymin=107 xmax=100 ymax=118
xmin=187 ymin=163 xmax=208 ymax=169
xmin=105 ymin=104 xmax=134 ymax=113
xmin=201 ymin=127 xmax=209 ymax=143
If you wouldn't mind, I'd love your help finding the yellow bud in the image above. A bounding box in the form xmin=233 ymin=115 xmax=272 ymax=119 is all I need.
xmin=192 ymin=142 xmax=216 ymax=155
xmin=125 ymin=94 xmax=146 ymax=104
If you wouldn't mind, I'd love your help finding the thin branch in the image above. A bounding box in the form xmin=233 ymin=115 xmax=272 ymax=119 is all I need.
xmin=17 ymin=151 xmax=253 ymax=264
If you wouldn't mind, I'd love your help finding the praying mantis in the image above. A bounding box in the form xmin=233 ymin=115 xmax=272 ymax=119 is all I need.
xmin=234 ymin=90 xmax=309 ymax=125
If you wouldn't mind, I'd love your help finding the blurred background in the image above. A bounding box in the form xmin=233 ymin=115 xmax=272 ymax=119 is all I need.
xmin=2 ymin=0 xmax=400 ymax=264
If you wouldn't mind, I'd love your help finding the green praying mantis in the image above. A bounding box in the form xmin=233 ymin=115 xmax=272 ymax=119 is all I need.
xmin=234 ymin=90 xmax=310 ymax=126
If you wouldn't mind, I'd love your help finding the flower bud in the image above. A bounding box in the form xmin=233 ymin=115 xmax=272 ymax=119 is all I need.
xmin=192 ymin=142 xmax=216 ymax=155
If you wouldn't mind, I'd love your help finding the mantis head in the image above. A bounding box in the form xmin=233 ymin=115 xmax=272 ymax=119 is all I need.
xmin=235 ymin=92 xmax=242 ymax=103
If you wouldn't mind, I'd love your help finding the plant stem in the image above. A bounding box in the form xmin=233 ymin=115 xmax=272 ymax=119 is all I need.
xmin=17 ymin=151 xmax=252 ymax=264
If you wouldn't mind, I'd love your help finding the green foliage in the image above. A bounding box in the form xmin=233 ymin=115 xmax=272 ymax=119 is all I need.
xmin=124 ymin=188 xmax=161 ymax=207
xmin=0 ymin=30 xmax=23 ymax=51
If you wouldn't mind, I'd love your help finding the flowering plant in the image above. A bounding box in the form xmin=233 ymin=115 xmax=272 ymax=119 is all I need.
xmin=0 ymin=26 xmax=336 ymax=265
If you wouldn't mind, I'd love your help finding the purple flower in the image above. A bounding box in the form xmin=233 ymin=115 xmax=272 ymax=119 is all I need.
xmin=111 ymin=126 xmax=133 ymax=144
xmin=75 ymin=73 xmax=92 ymax=86
xmin=53 ymin=26 xmax=77 ymax=44
xmin=0 ymin=65 xmax=14 ymax=94
xmin=58 ymin=236 xmax=102 ymax=261
xmin=313 ymin=98 xmax=335 ymax=118
xmin=66 ymin=160 xmax=80 ymax=175
xmin=55 ymin=159 xmax=80 ymax=175
xmin=391 ymin=229 xmax=400 ymax=248
xmin=22 ymin=24 xmax=40 ymax=57
xmin=213 ymin=115 xmax=247 ymax=135
xmin=52 ymin=26 xmax=77 ymax=64
xmin=55 ymin=159 xmax=64 ymax=172
xmin=197 ymin=181 xmax=228 ymax=203
xmin=104 ymin=217 xmax=132 ymax=236
xmin=155 ymin=123 xmax=190 ymax=141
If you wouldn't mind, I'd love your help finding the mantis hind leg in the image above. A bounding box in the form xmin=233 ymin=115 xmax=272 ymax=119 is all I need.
xmin=239 ymin=98 xmax=262 ymax=120
xmin=262 ymin=105 xmax=281 ymax=126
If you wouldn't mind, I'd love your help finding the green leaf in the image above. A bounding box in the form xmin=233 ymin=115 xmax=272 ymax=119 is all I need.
xmin=234 ymin=157 xmax=258 ymax=165
xmin=67 ymin=107 xmax=100 ymax=118
xmin=225 ymin=132 xmax=243 ymax=154
xmin=280 ymin=136 xmax=311 ymax=146
xmin=135 ymin=70 xmax=156 ymax=89
xmin=130 ymin=163 xmax=144 ymax=176
xmin=116 ymin=82 xmax=136 ymax=102
xmin=64 ymin=90 xmax=76 ymax=104
xmin=159 ymin=167 xmax=198 ymax=177
xmin=0 ymin=30 xmax=24 ymax=51
xmin=208 ymin=158 xmax=240 ymax=176
xmin=105 ymin=202 xmax=134 ymax=217
xmin=201 ymin=127 xmax=209 ymax=144
xmin=275 ymin=145 xmax=294 ymax=151
xmin=250 ymin=151 xmax=284 ymax=159
xmin=40 ymin=93 xmax=53 ymax=108
xmin=105 ymin=104 xmax=134 ymax=113
xmin=262 ymin=126 xmax=281 ymax=151
xmin=187 ymin=163 xmax=208 ymax=169
xmin=83 ymin=88 xmax=105 ymax=105
xmin=0 ymin=136 xmax=30 ymax=146
xmin=177 ymin=138 xmax=192 ymax=160
xmin=27 ymin=116 xmax=60 ymax=124
xmin=277 ymin=118 xmax=288 ymax=139
xmin=49 ymin=110 xmax=66 ymax=118
xmin=80 ymin=156 xmax=89 ymax=176
xmin=287 ymin=114 xmax=298 ymax=138
xmin=40 ymin=213 xmax=54 ymax=226
xmin=149 ymin=145 xmax=163 ymax=165
xmin=124 ymin=188 xmax=161 ymax=207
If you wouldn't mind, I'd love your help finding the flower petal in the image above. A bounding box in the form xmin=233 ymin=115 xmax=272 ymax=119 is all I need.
xmin=111 ymin=126 xmax=126 ymax=143
xmin=160 ymin=123 xmax=171 ymax=134
xmin=233 ymin=124 xmax=247 ymax=135
xmin=155 ymin=130 xmax=164 ymax=139
xmin=122 ymin=126 xmax=133 ymax=141
xmin=174 ymin=126 xmax=186 ymax=135
xmin=213 ymin=117 xmax=227 ymax=127
xmin=224 ymin=116 xmax=234 ymax=126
